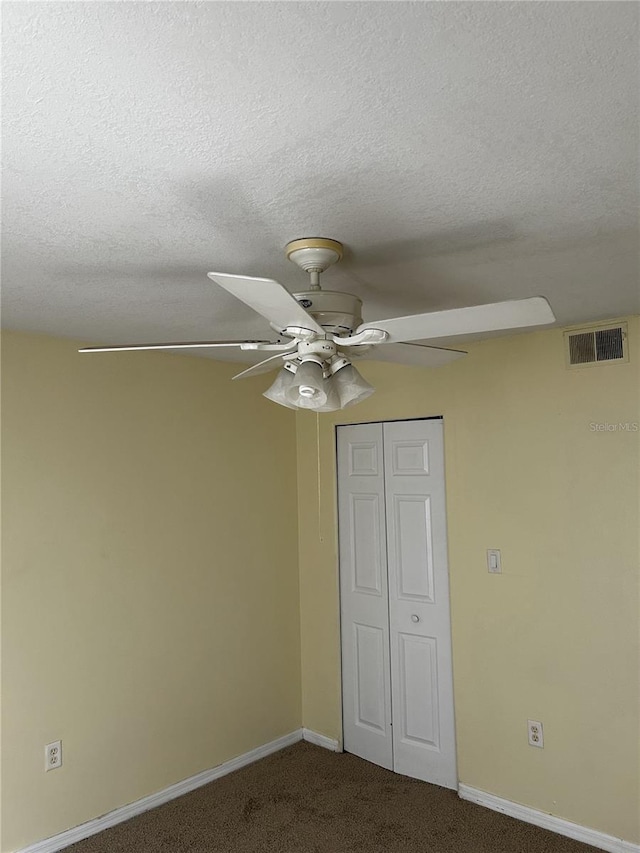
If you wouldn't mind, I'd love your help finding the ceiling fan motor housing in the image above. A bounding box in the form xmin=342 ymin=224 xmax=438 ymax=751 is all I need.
xmin=293 ymin=290 xmax=363 ymax=335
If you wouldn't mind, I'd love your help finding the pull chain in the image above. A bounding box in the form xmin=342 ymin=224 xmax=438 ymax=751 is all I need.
xmin=316 ymin=413 xmax=323 ymax=542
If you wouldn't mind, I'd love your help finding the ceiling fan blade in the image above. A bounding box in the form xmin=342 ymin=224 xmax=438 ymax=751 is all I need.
xmin=232 ymin=350 xmax=295 ymax=380
xmin=207 ymin=272 xmax=324 ymax=335
xmin=357 ymin=296 xmax=555 ymax=343
xmin=358 ymin=342 xmax=467 ymax=367
xmin=79 ymin=340 xmax=271 ymax=353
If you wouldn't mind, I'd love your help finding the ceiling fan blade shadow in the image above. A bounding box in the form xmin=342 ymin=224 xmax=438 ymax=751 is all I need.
xmin=343 ymin=220 xmax=520 ymax=270
xmin=177 ymin=176 xmax=283 ymax=254
xmin=336 ymin=234 xmax=517 ymax=310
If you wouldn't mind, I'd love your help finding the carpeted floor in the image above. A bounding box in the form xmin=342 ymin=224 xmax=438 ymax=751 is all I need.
xmin=68 ymin=742 xmax=601 ymax=852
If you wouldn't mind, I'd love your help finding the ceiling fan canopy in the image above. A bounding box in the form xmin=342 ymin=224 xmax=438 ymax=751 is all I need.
xmin=79 ymin=236 xmax=556 ymax=412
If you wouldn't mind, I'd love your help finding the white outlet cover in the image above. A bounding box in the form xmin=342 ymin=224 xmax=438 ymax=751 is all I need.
xmin=527 ymin=720 xmax=544 ymax=748
xmin=45 ymin=740 xmax=62 ymax=771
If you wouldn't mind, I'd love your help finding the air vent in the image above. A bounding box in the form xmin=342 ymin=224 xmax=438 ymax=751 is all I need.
xmin=564 ymin=322 xmax=628 ymax=369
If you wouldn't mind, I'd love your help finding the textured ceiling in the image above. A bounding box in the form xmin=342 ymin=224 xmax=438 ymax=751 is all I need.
xmin=3 ymin=1 xmax=639 ymax=358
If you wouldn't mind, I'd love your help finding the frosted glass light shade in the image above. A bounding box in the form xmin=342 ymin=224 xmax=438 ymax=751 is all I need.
xmin=285 ymin=360 xmax=328 ymax=408
xmin=263 ymin=368 xmax=297 ymax=408
xmin=333 ymin=363 xmax=375 ymax=407
xmin=298 ymin=378 xmax=341 ymax=411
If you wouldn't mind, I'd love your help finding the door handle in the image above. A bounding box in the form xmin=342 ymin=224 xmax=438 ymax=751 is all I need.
xmin=411 ymin=614 xmax=420 ymax=623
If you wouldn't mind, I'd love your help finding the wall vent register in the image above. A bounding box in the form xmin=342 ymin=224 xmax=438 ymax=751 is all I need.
xmin=564 ymin=322 xmax=627 ymax=368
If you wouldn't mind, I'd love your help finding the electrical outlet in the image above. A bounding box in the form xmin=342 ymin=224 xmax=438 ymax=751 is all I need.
xmin=45 ymin=740 xmax=62 ymax=771
xmin=527 ymin=720 xmax=544 ymax=748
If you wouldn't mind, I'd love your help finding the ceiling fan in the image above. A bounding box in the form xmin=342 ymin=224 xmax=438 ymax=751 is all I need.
xmin=79 ymin=237 xmax=556 ymax=411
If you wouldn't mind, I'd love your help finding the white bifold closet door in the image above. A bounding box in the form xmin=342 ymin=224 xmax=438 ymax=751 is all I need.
xmin=338 ymin=418 xmax=457 ymax=789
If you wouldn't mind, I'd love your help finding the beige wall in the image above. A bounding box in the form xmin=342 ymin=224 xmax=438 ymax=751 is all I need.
xmin=3 ymin=320 xmax=639 ymax=850
xmin=1 ymin=332 xmax=301 ymax=852
xmin=297 ymin=317 xmax=640 ymax=844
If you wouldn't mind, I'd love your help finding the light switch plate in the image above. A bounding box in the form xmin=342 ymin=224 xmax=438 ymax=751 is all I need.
xmin=487 ymin=549 xmax=502 ymax=573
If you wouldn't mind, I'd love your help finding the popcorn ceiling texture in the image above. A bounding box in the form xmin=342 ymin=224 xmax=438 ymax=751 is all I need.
xmin=3 ymin=2 xmax=638 ymax=353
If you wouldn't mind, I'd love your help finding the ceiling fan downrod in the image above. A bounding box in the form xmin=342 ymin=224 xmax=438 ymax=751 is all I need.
xmin=285 ymin=237 xmax=343 ymax=291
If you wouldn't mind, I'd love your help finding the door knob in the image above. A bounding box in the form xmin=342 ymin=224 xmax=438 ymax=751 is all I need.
xmin=411 ymin=614 xmax=420 ymax=623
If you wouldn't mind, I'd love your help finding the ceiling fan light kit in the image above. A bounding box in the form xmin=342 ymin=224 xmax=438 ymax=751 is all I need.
xmin=79 ymin=235 xmax=556 ymax=413
xmin=264 ymin=356 xmax=374 ymax=412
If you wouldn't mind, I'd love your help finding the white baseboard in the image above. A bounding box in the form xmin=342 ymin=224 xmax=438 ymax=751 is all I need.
xmin=302 ymin=727 xmax=341 ymax=752
xmin=459 ymin=783 xmax=640 ymax=853
xmin=23 ymin=736 xmax=634 ymax=853
xmin=16 ymin=730 xmax=303 ymax=853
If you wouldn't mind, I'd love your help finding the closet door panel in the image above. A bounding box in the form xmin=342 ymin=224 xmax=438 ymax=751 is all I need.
xmin=384 ymin=419 xmax=457 ymax=789
xmin=338 ymin=423 xmax=393 ymax=770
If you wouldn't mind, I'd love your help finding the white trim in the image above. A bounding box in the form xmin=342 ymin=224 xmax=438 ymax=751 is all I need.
xmin=459 ymin=784 xmax=640 ymax=853
xmin=19 ymin=739 xmax=637 ymax=853
xmin=302 ymin=728 xmax=341 ymax=752
xmin=16 ymin=730 xmax=303 ymax=853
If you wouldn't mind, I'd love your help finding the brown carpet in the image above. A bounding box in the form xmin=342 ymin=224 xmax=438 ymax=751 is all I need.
xmin=68 ymin=742 xmax=600 ymax=852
